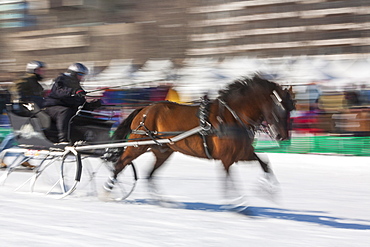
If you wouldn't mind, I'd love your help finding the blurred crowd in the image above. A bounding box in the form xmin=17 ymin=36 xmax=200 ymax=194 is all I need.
xmin=295 ymin=83 xmax=370 ymax=111
xmin=292 ymin=83 xmax=370 ymax=135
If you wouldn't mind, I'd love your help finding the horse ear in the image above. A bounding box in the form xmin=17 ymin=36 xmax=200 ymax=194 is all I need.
xmin=286 ymin=86 xmax=294 ymax=98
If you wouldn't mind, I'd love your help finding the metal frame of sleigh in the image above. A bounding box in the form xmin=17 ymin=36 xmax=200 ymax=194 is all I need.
xmin=0 ymin=102 xmax=204 ymax=200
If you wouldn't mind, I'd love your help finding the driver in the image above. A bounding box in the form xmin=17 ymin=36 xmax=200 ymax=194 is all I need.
xmin=43 ymin=63 xmax=101 ymax=143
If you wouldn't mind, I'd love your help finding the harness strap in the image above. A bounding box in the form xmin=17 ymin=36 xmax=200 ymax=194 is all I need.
xmin=201 ymin=134 xmax=213 ymax=159
xmin=199 ymin=95 xmax=213 ymax=159
xmin=133 ymin=114 xmax=162 ymax=146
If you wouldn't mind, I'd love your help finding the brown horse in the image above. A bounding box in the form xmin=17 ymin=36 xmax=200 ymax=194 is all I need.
xmin=104 ymin=75 xmax=295 ymax=201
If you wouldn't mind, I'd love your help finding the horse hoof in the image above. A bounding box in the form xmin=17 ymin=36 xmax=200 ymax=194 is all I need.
xmin=222 ymin=195 xmax=249 ymax=211
xmin=97 ymin=189 xmax=113 ymax=202
xmin=221 ymin=203 xmax=249 ymax=213
xmin=255 ymin=177 xmax=281 ymax=202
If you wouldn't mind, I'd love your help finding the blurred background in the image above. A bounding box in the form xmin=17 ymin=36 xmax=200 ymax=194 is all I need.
xmin=1 ymin=0 xmax=370 ymax=155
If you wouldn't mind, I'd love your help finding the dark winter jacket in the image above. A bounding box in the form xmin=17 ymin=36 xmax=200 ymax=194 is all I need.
xmin=43 ymin=73 xmax=86 ymax=109
xmin=12 ymin=73 xmax=44 ymax=107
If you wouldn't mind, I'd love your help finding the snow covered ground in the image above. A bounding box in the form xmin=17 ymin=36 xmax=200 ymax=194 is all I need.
xmin=0 ymin=152 xmax=369 ymax=247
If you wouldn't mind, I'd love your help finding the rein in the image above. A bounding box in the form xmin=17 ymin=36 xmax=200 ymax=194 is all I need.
xmin=217 ymin=98 xmax=259 ymax=130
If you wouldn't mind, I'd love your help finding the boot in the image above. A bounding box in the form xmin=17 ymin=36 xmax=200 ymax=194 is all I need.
xmin=56 ymin=136 xmax=69 ymax=145
xmin=21 ymin=161 xmax=35 ymax=169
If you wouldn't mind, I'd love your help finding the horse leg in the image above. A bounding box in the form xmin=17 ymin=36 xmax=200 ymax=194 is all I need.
xmin=254 ymin=153 xmax=280 ymax=200
xmin=147 ymin=148 xmax=174 ymax=201
xmin=103 ymin=146 xmax=148 ymax=192
xmin=222 ymin=161 xmax=233 ymax=197
xmin=221 ymin=160 xmax=248 ymax=209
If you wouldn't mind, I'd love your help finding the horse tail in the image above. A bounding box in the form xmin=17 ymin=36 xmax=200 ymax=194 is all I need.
xmin=105 ymin=107 xmax=144 ymax=163
xmin=112 ymin=107 xmax=144 ymax=140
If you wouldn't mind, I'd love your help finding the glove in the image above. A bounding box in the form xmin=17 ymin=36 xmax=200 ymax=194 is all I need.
xmin=83 ymin=99 xmax=102 ymax=110
xmin=74 ymin=89 xmax=86 ymax=97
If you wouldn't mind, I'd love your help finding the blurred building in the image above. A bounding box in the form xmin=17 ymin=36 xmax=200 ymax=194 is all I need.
xmin=1 ymin=0 xmax=370 ymax=80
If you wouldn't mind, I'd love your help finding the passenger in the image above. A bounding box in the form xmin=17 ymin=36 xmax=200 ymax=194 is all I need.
xmin=11 ymin=60 xmax=46 ymax=108
xmin=1 ymin=61 xmax=46 ymax=168
xmin=43 ymin=63 xmax=101 ymax=143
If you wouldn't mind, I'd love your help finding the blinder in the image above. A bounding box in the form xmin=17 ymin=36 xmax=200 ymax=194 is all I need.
xmin=263 ymin=89 xmax=289 ymax=140
xmin=270 ymin=90 xmax=287 ymax=123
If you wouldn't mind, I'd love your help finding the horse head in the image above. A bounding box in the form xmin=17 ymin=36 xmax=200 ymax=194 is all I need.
xmin=218 ymin=75 xmax=295 ymax=141
xmin=261 ymin=83 xmax=295 ymax=141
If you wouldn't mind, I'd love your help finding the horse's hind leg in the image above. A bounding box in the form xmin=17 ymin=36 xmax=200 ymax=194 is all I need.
xmin=147 ymin=147 xmax=174 ymax=200
xmin=104 ymin=145 xmax=148 ymax=192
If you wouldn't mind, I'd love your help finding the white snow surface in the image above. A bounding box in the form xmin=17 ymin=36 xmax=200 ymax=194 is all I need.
xmin=0 ymin=152 xmax=369 ymax=246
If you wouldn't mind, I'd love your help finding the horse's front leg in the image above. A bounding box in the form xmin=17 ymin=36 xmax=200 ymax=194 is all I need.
xmin=254 ymin=153 xmax=281 ymax=200
xmin=221 ymin=161 xmax=248 ymax=209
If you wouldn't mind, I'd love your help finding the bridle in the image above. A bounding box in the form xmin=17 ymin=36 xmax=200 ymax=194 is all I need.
xmin=261 ymin=89 xmax=288 ymax=140
xmin=216 ymin=89 xmax=288 ymax=140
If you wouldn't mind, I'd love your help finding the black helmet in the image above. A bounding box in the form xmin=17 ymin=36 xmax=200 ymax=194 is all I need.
xmin=67 ymin=63 xmax=89 ymax=76
xmin=26 ymin=61 xmax=46 ymax=74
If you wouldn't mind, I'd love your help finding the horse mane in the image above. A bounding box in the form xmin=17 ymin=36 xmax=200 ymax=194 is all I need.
xmin=218 ymin=74 xmax=277 ymax=101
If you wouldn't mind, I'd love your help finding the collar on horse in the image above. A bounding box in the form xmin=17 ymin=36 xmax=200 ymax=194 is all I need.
xmin=198 ymin=95 xmax=213 ymax=159
xmin=198 ymin=95 xmax=256 ymax=159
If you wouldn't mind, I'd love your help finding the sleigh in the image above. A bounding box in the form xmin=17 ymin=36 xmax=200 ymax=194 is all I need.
xmin=0 ymin=102 xmax=202 ymax=199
